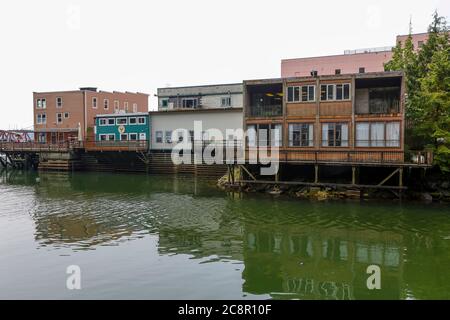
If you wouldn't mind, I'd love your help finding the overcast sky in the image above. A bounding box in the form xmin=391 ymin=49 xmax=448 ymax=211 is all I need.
xmin=0 ymin=0 xmax=448 ymax=129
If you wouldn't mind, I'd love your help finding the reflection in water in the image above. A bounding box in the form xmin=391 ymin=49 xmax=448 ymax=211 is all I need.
xmin=1 ymin=170 xmax=450 ymax=299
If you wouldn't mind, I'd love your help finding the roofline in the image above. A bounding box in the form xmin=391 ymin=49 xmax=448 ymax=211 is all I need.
xmin=33 ymin=89 xmax=149 ymax=96
xmin=245 ymin=71 xmax=403 ymax=85
xmin=281 ymin=49 xmax=393 ymax=62
xmin=396 ymin=31 xmax=430 ymax=38
xmin=157 ymin=82 xmax=243 ymax=91
xmin=150 ymin=107 xmax=243 ymax=115
xmin=95 ymin=112 xmax=149 ymax=118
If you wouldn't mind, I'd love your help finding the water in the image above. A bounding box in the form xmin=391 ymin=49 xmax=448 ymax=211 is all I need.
xmin=0 ymin=170 xmax=449 ymax=300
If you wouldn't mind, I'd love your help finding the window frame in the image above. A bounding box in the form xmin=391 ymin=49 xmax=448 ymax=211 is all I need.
xmin=289 ymin=123 xmax=314 ymax=147
xmin=155 ymin=131 xmax=163 ymax=143
xmin=287 ymin=85 xmax=316 ymax=103
xmin=321 ymin=122 xmax=349 ymax=147
xmin=320 ymin=83 xmax=351 ymax=101
xmin=355 ymin=121 xmax=401 ymax=148
xmin=165 ymin=131 xmax=172 ymax=143
xmin=56 ymin=112 xmax=63 ymax=124
xmin=104 ymin=99 xmax=109 ymax=110
xmin=221 ymin=97 xmax=232 ymax=107
xmin=116 ymin=117 xmax=127 ymax=125
xmin=92 ymin=97 xmax=98 ymax=109
xmin=128 ymin=117 xmax=137 ymax=125
xmin=56 ymin=97 xmax=63 ymax=108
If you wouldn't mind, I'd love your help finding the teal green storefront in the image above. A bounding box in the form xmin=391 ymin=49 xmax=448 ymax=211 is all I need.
xmin=95 ymin=113 xmax=150 ymax=142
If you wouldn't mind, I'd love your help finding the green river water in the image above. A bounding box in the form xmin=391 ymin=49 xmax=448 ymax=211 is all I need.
xmin=0 ymin=170 xmax=449 ymax=299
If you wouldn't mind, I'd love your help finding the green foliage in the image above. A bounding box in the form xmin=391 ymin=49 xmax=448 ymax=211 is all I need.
xmin=385 ymin=11 xmax=450 ymax=173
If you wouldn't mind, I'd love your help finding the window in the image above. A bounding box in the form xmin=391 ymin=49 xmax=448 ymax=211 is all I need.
xmin=124 ymin=102 xmax=129 ymax=112
xmin=64 ymin=112 xmax=69 ymax=119
xmin=161 ymin=99 xmax=169 ymax=108
xmin=108 ymin=134 xmax=115 ymax=141
xmin=156 ymin=131 xmax=163 ymax=143
xmin=165 ymin=131 xmax=172 ymax=143
xmin=249 ymin=124 xmax=282 ymax=147
xmin=289 ymin=123 xmax=314 ymax=147
xmin=335 ymin=69 xmax=341 ymax=75
xmin=56 ymin=113 xmax=63 ymax=124
xmin=114 ymin=100 xmax=119 ymax=112
xmin=56 ymin=97 xmax=63 ymax=108
xmin=36 ymin=113 xmax=47 ymax=124
xmin=356 ymin=122 xmax=400 ymax=147
xmin=129 ymin=117 xmax=137 ymax=125
xmin=138 ymin=117 xmax=146 ymax=124
xmin=322 ymin=123 xmax=348 ymax=147
xmin=107 ymin=118 xmax=115 ymax=125
xmin=320 ymin=84 xmax=350 ymax=101
xmin=36 ymin=98 xmax=46 ymax=109
xmin=99 ymin=134 xmax=107 ymax=141
xmin=99 ymin=118 xmax=107 ymax=126
xmin=287 ymin=85 xmax=315 ymax=102
xmin=221 ymin=97 xmax=231 ymax=107
xmin=359 ymin=67 xmax=365 ymax=73
xmin=129 ymin=133 xmax=138 ymax=141
xmin=182 ymin=98 xmax=198 ymax=109
xmin=120 ymin=133 xmax=128 ymax=141
xmin=104 ymin=99 xmax=109 ymax=110
xmin=418 ymin=41 xmax=424 ymax=48
xmin=116 ymin=118 xmax=127 ymax=125
xmin=133 ymin=103 xmax=138 ymax=112
xmin=92 ymin=97 xmax=98 ymax=109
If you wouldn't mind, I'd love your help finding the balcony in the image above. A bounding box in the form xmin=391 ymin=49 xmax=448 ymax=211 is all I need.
xmin=249 ymin=105 xmax=283 ymax=117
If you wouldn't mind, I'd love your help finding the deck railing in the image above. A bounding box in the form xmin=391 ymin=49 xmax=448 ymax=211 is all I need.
xmin=0 ymin=141 xmax=70 ymax=152
xmin=248 ymin=105 xmax=283 ymax=117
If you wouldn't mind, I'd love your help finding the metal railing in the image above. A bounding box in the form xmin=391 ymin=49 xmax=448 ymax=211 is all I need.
xmin=248 ymin=105 xmax=283 ymax=117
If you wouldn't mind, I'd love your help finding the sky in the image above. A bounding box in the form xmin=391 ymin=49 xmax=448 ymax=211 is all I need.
xmin=0 ymin=0 xmax=448 ymax=130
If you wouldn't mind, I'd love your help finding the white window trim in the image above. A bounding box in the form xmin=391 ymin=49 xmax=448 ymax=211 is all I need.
xmin=107 ymin=118 xmax=115 ymax=126
xmin=99 ymin=134 xmax=108 ymax=141
xmin=287 ymin=85 xmax=316 ymax=103
xmin=116 ymin=117 xmax=127 ymax=125
xmin=56 ymin=97 xmax=63 ymax=108
xmin=129 ymin=117 xmax=137 ymax=125
xmin=132 ymin=103 xmax=138 ymax=113
xmin=104 ymin=99 xmax=109 ymax=110
xmin=155 ymin=131 xmax=163 ymax=143
xmin=56 ymin=113 xmax=63 ymax=124
xmin=165 ymin=131 xmax=172 ymax=143
xmin=92 ymin=97 xmax=98 ymax=109
xmin=120 ymin=133 xmax=128 ymax=141
xmin=107 ymin=134 xmax=115 ymax=141
xmin=138 ymin=117 xmax=146 ymax=125
xmin=320 ymin=83 xmax=351 ymax=101
xmin=129 ymin=133 xmax=138 ymax=141
xmin=114 ymin=100 xmax=120 ymax=112
xmin=99 ymin=119 xmax=107 ymax=126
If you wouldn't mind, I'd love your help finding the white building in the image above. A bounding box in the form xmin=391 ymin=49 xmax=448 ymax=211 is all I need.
xmin=151 ymin=83 xmax=244 ymax=151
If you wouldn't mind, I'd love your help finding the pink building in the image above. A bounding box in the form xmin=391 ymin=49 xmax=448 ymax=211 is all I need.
xmin=281 ymin=33 xmax=428 ymax=78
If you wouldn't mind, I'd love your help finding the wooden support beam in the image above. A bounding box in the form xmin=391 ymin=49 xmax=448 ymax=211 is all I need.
xmin=240 ymin=179 xmax=407 ymax=190
xmin=240 ymin=165 xmax=257 ymax=181
xmin=378 ymin=168 xmax=400 ymax=186
xmin=314 ymin=165 xmax=319 ymax=184
xmin=399 ymin=167 xmax=403 ymax=187
xmin=352 ymin=167 xmax=356 ymax=185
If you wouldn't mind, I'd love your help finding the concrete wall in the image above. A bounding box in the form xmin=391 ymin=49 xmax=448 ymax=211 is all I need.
xmin=150 ymin=110 xmax=243 ymax=150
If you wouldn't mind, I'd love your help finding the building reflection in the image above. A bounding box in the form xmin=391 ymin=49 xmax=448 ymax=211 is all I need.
xmin=2 ymin=170 xmax=449 ymax=299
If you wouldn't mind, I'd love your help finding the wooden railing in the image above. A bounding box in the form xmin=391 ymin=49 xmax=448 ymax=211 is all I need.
xmin=76 ymin=140 xmax=149 ymax=152
xmin=0 ymin=141 xmax=70 ymax=152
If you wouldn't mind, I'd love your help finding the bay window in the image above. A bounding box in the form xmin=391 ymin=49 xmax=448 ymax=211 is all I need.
xmin=356 ymin=122 xmax=400 ymax=147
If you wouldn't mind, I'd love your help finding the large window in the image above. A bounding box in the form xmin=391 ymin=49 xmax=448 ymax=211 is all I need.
xmin=320 ymin=84 xmax=350 ymax=101
xmin=56 ymin=113 xmax=63 ymax=124
xmin=56 ymin=97 xmax=63 ymax=108
xmin=289 ymin=123 xmax=314 ymax=147
xmin=182 ymin=98 xmax=198 ymax=109
xmin=356 ymin=122 xmax=400 ymax=147
xmin=287 ymin=85 xmax=315 ymax=102
xmin=247 ymin=124 xmax=282 ymax=147
xmin=322 ymin=123 xmax=348 ymax=147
